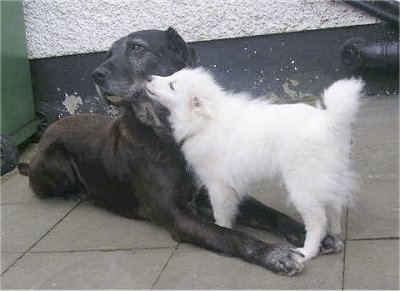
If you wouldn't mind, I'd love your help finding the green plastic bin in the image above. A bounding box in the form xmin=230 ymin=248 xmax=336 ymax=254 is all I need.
xmin=1 ymin=0 xmax=37 ymax=175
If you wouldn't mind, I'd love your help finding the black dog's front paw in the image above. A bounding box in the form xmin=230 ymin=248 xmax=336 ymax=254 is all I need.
xmin=265 ymin=246 xmax=304 ymax=276
xmin=320 ymin=235 xmax=344 ymax=255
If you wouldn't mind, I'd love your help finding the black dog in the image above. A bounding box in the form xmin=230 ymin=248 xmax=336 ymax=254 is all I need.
xmin=20 ymin=28 xmax=337 ymax=276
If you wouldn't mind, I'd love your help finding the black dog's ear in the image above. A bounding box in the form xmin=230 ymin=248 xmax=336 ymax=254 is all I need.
xmin=166 ymin=27 xmax=198 ymax=67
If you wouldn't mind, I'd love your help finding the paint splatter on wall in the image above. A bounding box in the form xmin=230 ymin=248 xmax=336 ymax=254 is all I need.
xmin=62 ymin=92 xmax=82 ymax=115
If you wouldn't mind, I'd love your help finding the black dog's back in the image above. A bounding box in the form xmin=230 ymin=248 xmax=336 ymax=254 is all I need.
xmin=22 ymin=114 xmax=112 ymax=196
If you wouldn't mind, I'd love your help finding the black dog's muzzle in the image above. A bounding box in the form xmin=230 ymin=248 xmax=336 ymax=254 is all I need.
xmin=92 ymin=67 xmax=109 ymax=85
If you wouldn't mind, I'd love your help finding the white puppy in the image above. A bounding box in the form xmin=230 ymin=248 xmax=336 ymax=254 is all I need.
xmin=146 ymin=68 xmax=364 ymax=262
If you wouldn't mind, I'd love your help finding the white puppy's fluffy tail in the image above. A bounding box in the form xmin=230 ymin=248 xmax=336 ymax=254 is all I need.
xmin=323 ymin=78 xmax=365 ymax=123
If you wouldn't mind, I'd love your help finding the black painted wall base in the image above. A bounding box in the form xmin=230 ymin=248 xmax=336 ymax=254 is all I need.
xmin=30 ymin=23 xmax=399 ymax=119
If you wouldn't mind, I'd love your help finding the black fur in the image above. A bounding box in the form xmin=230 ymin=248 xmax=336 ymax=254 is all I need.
xmin=20 ymin=27 xmax=319 ymax=275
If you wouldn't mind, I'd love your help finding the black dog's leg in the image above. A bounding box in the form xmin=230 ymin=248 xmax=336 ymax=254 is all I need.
xmin=237 ymin=197 xmax=343 ymax=254
xmin=194 ymin=190 xmax=305 ymax=247
xmin=26 ymin=140 xmax=85 ymax=200
xmin=195 ymin=191 xmax=342 ymax=253
xmin=237 ymin=196 xmax=306 ymax=247
xmin=170 ymin=208 xmax=303 ymax=276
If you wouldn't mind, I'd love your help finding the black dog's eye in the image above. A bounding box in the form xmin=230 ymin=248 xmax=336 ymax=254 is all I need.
xmin=106 ymin=51 xmax=113 ymax=59
xmin=169 ymin=82 xmax=175 ymax=90
xmin=131 ymin=44 xmax=143 ymax=52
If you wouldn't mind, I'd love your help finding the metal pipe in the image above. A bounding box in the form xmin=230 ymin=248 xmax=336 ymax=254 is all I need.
xmin=341 ymin=38 xmax=399 ymax=70
xmin=344 ymin=0 xmax=399 ymax=25
xmin=374 ymin=0 xmax=399 ymax=13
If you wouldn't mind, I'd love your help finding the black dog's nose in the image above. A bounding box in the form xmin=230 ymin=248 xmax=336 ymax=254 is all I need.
xmin=147 ymin=75 xmax=153 ymax=82
xmin=92 ymin=67 xmax=109 ymax=84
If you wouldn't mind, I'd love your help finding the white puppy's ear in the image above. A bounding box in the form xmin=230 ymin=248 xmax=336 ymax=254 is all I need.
xmin=187 ymin=95 xmax=214 ymax=119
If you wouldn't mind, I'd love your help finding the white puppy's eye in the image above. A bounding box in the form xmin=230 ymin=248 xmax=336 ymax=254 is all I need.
xmin=169 ymin=82 xmax=175 ymax=91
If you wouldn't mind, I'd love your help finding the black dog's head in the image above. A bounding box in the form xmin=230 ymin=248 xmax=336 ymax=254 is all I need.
xmin=92 ymin=27 xmax=197 ymax=127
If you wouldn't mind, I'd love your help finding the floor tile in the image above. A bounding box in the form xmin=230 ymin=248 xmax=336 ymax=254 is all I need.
xmin=354 ymin=121 xmax=398 ymax=148
xmin=32 ymin=201 xmax=177 ymax=252
xmin=356 ymin=96 xmax=399 ymax=126
xmin=354 ymin=143 xmax=399 ymax=183
xmin=154 ymin=244 xmax=344 ymax=289
xmin=1 ymin=253 xmax=21 ymax=274
xmin=344 ymin=239 xmax=399 ymax=290
xmin=347 ymin=180 xmax=399 ymax=240
xmin=1 ymin=248 xmax=174 ymax=289
xmin=1 ymin=174 xmax=39 ymax=204
xmin=1 ymin=200 xmax=78 ymax=253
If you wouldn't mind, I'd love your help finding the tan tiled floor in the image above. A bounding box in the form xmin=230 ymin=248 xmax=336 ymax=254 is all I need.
xmin=1 ymin=95 xmax=398 ymax=289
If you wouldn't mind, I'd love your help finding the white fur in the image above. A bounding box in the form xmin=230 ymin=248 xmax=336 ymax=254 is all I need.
xmin=146 ymin=68 xmax=364 ymax=262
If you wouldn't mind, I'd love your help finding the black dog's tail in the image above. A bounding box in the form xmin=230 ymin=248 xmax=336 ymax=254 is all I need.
xmin=18 ymin=162 xmax=30 ymax=176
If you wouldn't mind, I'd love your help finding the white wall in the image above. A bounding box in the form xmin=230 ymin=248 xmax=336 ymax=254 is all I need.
xmin=23 ymin=0 xmax=378 ymax=59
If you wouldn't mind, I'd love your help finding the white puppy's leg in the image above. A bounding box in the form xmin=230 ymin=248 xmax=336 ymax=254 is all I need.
xmin=207 ymin=184 xmax=240 ymax=229
xmin=291 ymin=196 xmax=327 ymax=262
xmin=321 ymin=203 xmax=344 ymax=255
xmin=326 ymin=203 xmax=342 ymax=236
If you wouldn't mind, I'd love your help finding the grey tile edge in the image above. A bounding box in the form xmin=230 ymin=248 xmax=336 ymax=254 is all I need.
xmin=1 ymin=201 xmax=82 ymax=275
xmin=151 ymin=244 xmax=180 ymax=290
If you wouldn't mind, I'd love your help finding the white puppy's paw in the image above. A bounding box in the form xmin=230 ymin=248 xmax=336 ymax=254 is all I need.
xmin=295 ymin=247 xmax=321 ymax=262
xmin=295 ymin=247 xmax=310 ymax=263
xmin=265 ymin=246 xmax=304 ymax=276
xmin=320 ymin=235 xmax=344 ymax=255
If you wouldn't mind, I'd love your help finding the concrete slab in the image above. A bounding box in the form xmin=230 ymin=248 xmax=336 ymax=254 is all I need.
xmin=356 ymin=96 xmax=399 ymax=126
xmin=1 ymin=199 xmax=78 ymax=253
xmin=347 ymin=180 xmax=399 ymax=240
xmin=354 ymin=121 xmax=398 ymax=148
xmin=32 ymin=201 xmax=177 ymax=252
xmin=353 ymin=93 xmax=398 ymax=152
xmin=154 ymin=244 xmax=344 ymax=289
xmin=0 ymin=94 xmax=397 ymax=290
xmin=348 ymin=98 xmax=399 ymax=240
xmin=1 ymin=253 xmax=21 ymax=273
xmin=1 ymin=248 xmax=174 ymax=289
xmin=344 ymin=239 xmax=399 ymax=290
xmin=0 ymin=173 xmax=39 ymax=204
xmin=354 ymin=143 xmax=399 ymax=183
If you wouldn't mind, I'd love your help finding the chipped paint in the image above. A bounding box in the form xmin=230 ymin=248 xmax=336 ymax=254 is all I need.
xmin=280 ymin=79 xmax=319 ymax=105
xmin=62 ymin=92 xmax=82 ymax=115
xmin=282 ymin=80 xmax=299 ymax=98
